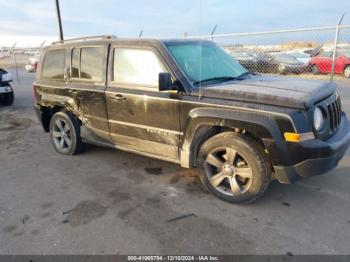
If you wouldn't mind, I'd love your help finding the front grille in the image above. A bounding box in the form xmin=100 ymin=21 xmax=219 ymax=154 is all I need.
xmin=327 ymin=96 xmax=342 ymax=131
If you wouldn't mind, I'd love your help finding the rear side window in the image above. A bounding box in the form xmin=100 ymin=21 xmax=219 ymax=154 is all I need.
xmin=113 ymin=48 xmax=166 ymax=86
xmin=41 ymin=49 xmax=66 ymax=79
xmin=71 ymin=47 xmax=104 ymax=82
xmin=71 ymin=48 xmax=80 ymax=78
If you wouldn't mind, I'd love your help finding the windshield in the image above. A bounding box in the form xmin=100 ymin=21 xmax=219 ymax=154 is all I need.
xmin=270 ymin=53 xmax=299 ymax=63
xmin=165 ymin=41 xmax=248 ymax=85
xmin=288 ymin=52 xmax=310 ymax=59
xmin=341 ymin=49 xmax=350 ymax=57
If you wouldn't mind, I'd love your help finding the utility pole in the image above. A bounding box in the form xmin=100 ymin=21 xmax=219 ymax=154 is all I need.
xmin=330 ymin=13 xmax=345 ymax=82
xmin=211 ymin=24 xmax=218 ymax=40
xmin=55 ymin=0 xmax=64 ymax=41
xmin=11 ymin=43 xmax=19 ymax=83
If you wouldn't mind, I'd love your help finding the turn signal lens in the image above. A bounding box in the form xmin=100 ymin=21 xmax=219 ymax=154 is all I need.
xmin=284 ymin=132 xmax=301 ymax=142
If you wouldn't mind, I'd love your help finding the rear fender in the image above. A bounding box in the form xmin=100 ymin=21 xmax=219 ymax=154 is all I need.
xmin=40 ymin=93 xmax=87 ymax=124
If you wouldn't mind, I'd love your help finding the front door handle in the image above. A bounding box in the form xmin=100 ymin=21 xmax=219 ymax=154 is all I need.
xmin=112 ymin=94 xmax=126 ymax=102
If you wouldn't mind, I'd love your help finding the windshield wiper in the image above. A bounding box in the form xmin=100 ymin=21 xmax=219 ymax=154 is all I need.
xmin=193 ymin=76 xmax=239 ymax=85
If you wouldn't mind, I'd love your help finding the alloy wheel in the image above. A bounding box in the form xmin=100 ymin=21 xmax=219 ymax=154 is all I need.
xmin=204 ymin=147 xmax=253 ymax=196
xmin=52 ymin=118 xmax=73 ymax=153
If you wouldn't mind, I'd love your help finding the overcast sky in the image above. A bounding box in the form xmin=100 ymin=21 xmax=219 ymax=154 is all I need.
xmin=0 ymin=0 xmax=349 ymax=46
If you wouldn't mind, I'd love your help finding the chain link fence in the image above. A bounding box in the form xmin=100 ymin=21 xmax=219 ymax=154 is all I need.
xmin=189 ymin=25 xmax=350 ymax=80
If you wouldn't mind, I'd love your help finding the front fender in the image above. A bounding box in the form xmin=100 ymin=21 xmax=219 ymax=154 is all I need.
xmin=180 ymin=107 xmax=294 ymax=168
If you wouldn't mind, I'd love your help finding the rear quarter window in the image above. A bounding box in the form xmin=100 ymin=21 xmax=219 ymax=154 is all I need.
xmin=41 ymin=49 xmax=66 ymax=79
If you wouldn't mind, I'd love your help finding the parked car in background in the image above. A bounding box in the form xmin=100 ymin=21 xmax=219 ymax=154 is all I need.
xmin=0 ymin=68 xmax=14 ymax=106
xmin=284 ymin=51 xmax=311 ymax=65
xmin=24 ymin=49 xmax=41 ymax=56
xmin=0 ymin=48 xmax=12 ymax=58
xmin=309 ymin=49 xmax=350 ymax=78
xmin=25 ymin=54 xmax=40 ymax=73
xmin=230 ymin=50 xmax=278 ymax=73
xmin=268 ymin=52 xmax=309 ymax=74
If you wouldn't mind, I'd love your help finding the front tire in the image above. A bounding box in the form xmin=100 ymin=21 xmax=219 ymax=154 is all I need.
xmin=198 ymin=132 xmax=271 ymax=204
xmin=49 ymin=111 xmax=84 ymax=155
xmin=344 ymin=65 xmax=350 ymax=78
xmin=2 ymin=92 xmax=14 ymax=106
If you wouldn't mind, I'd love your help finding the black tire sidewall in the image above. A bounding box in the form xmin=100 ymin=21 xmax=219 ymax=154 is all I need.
xmin=3 ymin=92 xmax=14 ymax=106
xmin=198 ymin=132 xmax=270 ymax=204
xmin=49 ymin=112 xmax=80 ymax=155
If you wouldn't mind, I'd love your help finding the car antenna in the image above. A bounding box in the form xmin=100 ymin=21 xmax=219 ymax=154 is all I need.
xmin=199 ymin=0 xmax=203 ymax=100
xmin=211 ymin=24 xmax=218 ymax=40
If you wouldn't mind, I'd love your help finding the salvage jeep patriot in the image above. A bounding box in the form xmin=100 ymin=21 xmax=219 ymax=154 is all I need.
xmin=33 ymin=36 xmax=350 ymax=203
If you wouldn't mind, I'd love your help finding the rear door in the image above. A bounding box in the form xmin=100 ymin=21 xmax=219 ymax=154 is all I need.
xmin=105 ymin=44 xmax=181 ymax=162
xmin=67 ymin=44 xmax=111 ymax=143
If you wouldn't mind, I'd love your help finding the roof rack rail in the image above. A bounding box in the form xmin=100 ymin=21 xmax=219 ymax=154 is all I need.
xmin=52 ymin=35 xmax=117 ymax=45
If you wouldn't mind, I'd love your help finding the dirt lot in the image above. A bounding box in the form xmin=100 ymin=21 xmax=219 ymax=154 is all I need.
xmin=0 ymin=68 xmax=350 ymax=255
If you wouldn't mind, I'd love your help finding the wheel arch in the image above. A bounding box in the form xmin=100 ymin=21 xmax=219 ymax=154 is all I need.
xmin=180 ymin=107 xmax=287 ymax=168
xmin=40 ymin=104 xmax=82 ymax=132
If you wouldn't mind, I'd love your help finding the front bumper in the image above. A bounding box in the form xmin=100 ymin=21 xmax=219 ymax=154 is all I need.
xmin=0 ymin=85 xmax=12 ymax=94
xmin=274 ymin=112 xmax=350 ymax=183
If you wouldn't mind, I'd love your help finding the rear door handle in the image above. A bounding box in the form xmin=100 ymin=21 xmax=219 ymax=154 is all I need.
xmin=112 ymin=94 xmax=126 ymax=102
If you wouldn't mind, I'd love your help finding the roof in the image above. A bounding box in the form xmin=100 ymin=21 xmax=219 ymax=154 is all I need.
xmin=49 ymin=35 xmax=212 ymax=48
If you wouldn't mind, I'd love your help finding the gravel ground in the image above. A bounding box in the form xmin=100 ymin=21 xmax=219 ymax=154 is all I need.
xmin=0 ymin=68 xmax=349 ymax=255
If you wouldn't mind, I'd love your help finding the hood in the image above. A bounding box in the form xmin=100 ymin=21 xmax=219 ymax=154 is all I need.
xmin=191 ymin=75 xmax=336 ymax=109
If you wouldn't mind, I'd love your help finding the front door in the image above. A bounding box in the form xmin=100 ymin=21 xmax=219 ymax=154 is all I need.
xmin=105 ymin=46 xmax=181 ymax=162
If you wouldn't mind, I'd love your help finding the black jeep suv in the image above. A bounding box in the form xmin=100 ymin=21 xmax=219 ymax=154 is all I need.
xmin=0 ymin=68 xmax=14 ymax=106
xmin=33 ymin=36 xmax=350 ymax=203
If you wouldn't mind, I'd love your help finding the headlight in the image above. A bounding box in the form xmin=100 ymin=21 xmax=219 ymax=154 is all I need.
xmin=314 ymin=107 xmax=325 ymax=132
xmin=1 ymin=73 xmax=12 ymax=82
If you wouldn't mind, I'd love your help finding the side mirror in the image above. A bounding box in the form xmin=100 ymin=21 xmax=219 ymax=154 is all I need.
xmin=159 ymin=72 xmax=172 ymax=91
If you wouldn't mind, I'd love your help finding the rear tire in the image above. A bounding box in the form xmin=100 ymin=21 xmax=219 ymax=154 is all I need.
xmin=198 ymin=132 xmax=271 ymax=204
xmin=49 ymin=111 xmax=84 ymax=155
xmin=344 ymin=65 xmax=350 ymax=78
xmin=311 ymin=64 xmax=319 ymax=75
xmin=2 ymin=92 xmax=14 ymax=106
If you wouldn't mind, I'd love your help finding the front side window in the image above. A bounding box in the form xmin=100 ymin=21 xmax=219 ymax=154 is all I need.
xmin=41 ymin=49 xmax=66 ymax=79
xmin=70 ymin=46 xmax=104 ymax=82
xmin=113 ymin=48 xmax=166 ymax=86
